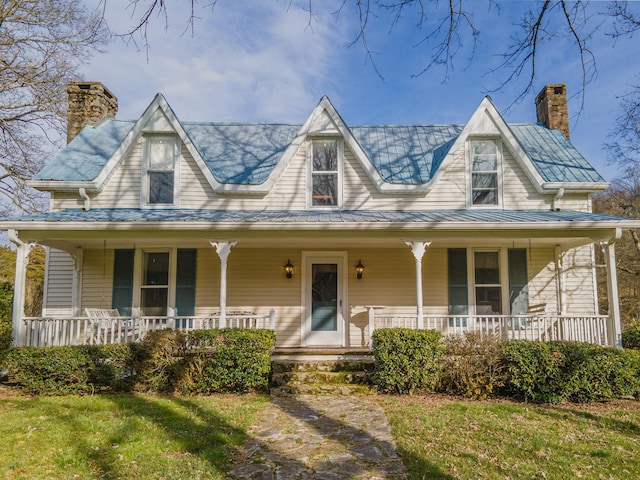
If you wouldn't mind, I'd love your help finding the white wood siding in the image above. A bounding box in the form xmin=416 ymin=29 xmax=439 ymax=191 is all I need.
xmin=81 ymin=248 xmax=114 ymax=311
xmin=562 ymin=245 xmax=598 ymax=314
xmin=49 ymin=134 xmax=589 ymax=212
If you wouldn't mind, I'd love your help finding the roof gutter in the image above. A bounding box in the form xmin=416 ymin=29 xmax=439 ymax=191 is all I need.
xmin=27 ymin=180 xmax=99 ymax=193
xmin=542 ymin=182 xmax=610 ymax=194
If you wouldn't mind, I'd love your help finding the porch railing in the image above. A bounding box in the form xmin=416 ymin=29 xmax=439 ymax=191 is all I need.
xmin=369 ymin=311 xmax=612 ymax=348
xmin=20 ymin=310 xmax=276 ymax=347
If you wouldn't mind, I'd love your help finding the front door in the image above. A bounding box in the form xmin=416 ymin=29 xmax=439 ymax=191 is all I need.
xmin=303 ymin=253 xmax=346 ymax=346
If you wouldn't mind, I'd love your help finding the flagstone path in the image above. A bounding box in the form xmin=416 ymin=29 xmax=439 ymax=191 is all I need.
xmin=228 ymin=394 xmax=408 ymax=479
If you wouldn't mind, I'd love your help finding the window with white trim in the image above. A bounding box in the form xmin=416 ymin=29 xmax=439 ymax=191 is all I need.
xmin=474 ymin=250 xmax=502 ymax=314
xmin=469 ymin=139 xmax=501 ymax=206
xmin=310 ymin=138 xmax=341 ymax=207
xmin=143 ymin=136 xmax=178 ymax=206
xmin=141 ymin=251 xmax=170 ymax=316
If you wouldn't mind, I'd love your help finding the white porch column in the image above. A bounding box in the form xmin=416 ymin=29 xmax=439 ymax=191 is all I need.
xmin=406 ymin=241 xmax=431 ymax=329
xmin=554 ymin=246 xmax=567 ymax=315
xmin=603 ymin=241 xmax=622 ymax=348
xmin=8 ymin=230 xmax=33 ymax=346
xmin=71 ymin=247 xmax=84 ymax=317
xmin=210 ymin=241 xmax=237 ymax=328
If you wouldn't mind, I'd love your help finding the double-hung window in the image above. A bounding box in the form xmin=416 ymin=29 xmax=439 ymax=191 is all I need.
xmin=310 ymin=138 xmax=341 ymax=207
xmin=144 ymin=136 xmax=178 ymax=206
xmin=469 ymin=139 xmax=501 ymax=206
xmin=447 ymin=248 xmax=529 ymax=317
xmin=141 ymin=252 xmax=170 ymax=316
xmin=112 ymin=248 xmax=197 ymax=318
xmin=474 ymin=251 xmax=502 ymax=315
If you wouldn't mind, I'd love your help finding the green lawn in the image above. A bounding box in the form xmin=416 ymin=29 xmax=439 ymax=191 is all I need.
xmin=1 ymin=391 xmax=638 ymax=479
xmin=382 ymin=396 xmax=640 ymax=480
xmin=0 ymin=392 xmax=268 ymax=479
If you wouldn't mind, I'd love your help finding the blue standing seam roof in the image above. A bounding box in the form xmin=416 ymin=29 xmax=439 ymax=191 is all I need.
xmin=33 ymin=119 xmax=605 ymax=186
xmin=7 ymin=208 xmax=632 ymax=224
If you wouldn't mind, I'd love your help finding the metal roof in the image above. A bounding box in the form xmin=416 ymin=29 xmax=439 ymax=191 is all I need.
xmin=8 ymin=208 xmax=631 ymax=225
xmin=34 ymin=120 xmax=133 ymax=181
xmin=32 ymin=119 xmax=605 ymax=186
xmin=510 ymin=124 xmax=604 ymax=183
xmin=184 ymin=123 xmax=300 ymax=184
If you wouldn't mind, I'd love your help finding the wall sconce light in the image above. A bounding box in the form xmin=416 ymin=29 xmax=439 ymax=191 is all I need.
xmin=355 ymin=259 xmax=365 ymax=279
xmin=284 ymin=259 xmax=294 ymax=279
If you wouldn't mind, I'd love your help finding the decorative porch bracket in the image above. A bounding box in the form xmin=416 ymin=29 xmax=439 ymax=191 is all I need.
xmin=8 ymin=230 xmax=33 ymax=346
xmin=405 ymin=241 xmax=431 ymax=329
xmin=601 ymin=240 xmax=622 ymax=348
xmin=210 ymin=240 xmax=237 ymax=328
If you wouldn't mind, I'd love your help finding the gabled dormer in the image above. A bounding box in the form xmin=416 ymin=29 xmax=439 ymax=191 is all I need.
xmin=29 ymin=83 xmax=609 ymax=214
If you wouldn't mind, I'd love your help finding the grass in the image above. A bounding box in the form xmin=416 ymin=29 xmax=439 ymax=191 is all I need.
xmin=0 ymin=391 xmax=268 ymax=479
xmin=1 ymin=390 xmax=638 ymax=479
xmin=381 ymin=395 xmax=640 ymax=480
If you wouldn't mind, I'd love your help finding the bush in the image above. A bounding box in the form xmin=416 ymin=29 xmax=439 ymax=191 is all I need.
xmin=3 ymin=344 xmax=138 ymax=395
xmin=134 ymin=328 xmax=276 ymax=394
xmin=0 ymin=282 xmax=13 ymax=364
xmin=134 ymin=329 xmax=189 ymax=392
xmin=438 ymin=332 xmax=506 ymax=399
xmin=372 ymin=328 xmax=444 ymax=394
xmin=501 ymin=340 xmax=640 ymax=403
xmin=622 ymin=321 xmax=640 ymax=350
xmin=177 ymin=329 xmax=275 ymax=394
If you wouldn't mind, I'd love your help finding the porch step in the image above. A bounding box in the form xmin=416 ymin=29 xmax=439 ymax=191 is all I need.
xmin=270 ymin=352 xmax=376 ymax=396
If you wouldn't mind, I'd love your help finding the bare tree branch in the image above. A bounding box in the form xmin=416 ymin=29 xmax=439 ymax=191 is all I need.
xmin=0 ymin=0 xmax=107 ymax=214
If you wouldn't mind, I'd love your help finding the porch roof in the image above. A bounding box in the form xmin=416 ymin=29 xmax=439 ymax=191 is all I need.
xmin=4 ymin=208 xmax=638 ymax=230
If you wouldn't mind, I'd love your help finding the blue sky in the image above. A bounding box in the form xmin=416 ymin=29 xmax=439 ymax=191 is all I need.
xmin=83 ymin=1 xmax=640 ymax=181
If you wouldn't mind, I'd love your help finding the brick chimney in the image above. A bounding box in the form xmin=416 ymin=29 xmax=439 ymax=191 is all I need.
xmin=66 ymin=82 xmax=118 ymax=144
xmin=535 ymin=84 xmax=569 ymax=139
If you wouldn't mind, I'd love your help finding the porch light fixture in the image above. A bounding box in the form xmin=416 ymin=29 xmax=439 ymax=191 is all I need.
xmin=284 ymin=259 xmax=294 ymax=279
xmin=355 ymin=259 xmax=365 ymax=279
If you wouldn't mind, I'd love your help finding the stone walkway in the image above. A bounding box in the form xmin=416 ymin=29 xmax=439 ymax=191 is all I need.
xmin=228 ymin=394 xmax=408 ymax=479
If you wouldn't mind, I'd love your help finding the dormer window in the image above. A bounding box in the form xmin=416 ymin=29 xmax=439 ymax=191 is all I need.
xmin=310 ymin=138 xmax=342 ymax=208
xmin=143 ymin=135 xmax=178 ymax=206
xmin=469 ymin=139 xmax=502 ymax=207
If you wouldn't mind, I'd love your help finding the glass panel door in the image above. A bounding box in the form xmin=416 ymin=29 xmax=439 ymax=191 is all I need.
xmin=303 ymin=253 xmax=346 ymax=346
xmin=311 ymin=264 xmax=338 ymax=332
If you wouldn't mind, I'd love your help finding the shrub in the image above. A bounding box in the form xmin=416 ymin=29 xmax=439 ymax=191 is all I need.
xmin=438 ymin=332 xmax=506 ymax=399
xmin=0 ymin=282 xmax=13 ymax=364
xmin=501 ymin=340 xmax=563 ymax=403
xmin=372 ymin=328 xmax=444 ymax=394
xmin=3 ymin=344 xmax=138 ymax=395
xmin=177 ymin=329 xmax=275 ymax=394
xmin=501 ymin=340 xmax=640 ymax=403
xmin=134 ymin=328 xmax=276 ymax=394
xmin=622 ymin=321 xmax=640 ymax=350
xmin=134 ymin=329 xmax=189 ymax=392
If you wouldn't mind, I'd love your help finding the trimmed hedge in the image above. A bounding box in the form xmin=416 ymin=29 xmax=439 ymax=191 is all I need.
xmin=0 ymin=282 xmax=12 ymax=364
xmin=622 ymin=321 xmax=640 ymax=350
xmin=372 ymin=328 xmax=444 ymax=394
xmin=178 ymin=329 xmax=275 ymax=394
xmin=501 ymin=340 xmax=640 ymax=403
xmin=4 ymin=328 xmax=275 ymax=396
xmin=372 ymin=329 xmax=640 ymax=403
xmin=3 ymin=344 xmax=139 ymax=395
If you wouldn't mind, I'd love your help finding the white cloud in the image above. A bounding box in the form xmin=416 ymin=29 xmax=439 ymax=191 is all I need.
xmin=83 ymin=0 xmax=349 ymax=122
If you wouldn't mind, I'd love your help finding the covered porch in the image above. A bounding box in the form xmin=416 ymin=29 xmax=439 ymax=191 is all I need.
xmin=6 ymin=210 xmax=625 ymax=349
